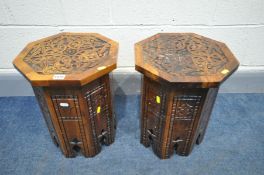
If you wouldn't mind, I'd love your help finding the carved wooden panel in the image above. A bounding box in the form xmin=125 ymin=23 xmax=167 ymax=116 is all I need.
xmin=31 ymin=75 xmax=116 ymax=158
xmin=33 ymin=87 xmax=59 ymax=146
xmin=169 ymin=95 xmax=202 ymax=156
xmin=140 ymin=78 xmax=209 ymax=158
xmin=141 ymin=77 xmax=166 ymax=157
xmin=84 ymin=83 xmax=111 ymax=153
xmin=51 ymin=95 xmax=89 ymax=157
xmin=142 ymin=34 xmax=228 ymax=76
xmin=23 ymin=34 xmax=111 ymax=74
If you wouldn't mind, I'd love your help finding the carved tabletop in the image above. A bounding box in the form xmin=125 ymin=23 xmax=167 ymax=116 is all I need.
xmin=13 ymin=33 xmax=118 ymax=86
xmin=135 ymin=33 xmax=239 ymax=87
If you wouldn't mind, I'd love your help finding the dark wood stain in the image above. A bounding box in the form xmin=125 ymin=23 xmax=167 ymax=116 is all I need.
xmin=136 ymin=33 xmax=239 ymax=159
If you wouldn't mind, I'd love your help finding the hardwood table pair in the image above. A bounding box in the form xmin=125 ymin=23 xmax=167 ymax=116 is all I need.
xmin=13 ymin=33 xmax=239 ymax=159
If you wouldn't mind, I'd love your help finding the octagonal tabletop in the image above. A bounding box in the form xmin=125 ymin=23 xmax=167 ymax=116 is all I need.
xmin=135 ymin=33 xmax=239 ymax=88
xmin=13 ymin=32 xmax=118 ymax=87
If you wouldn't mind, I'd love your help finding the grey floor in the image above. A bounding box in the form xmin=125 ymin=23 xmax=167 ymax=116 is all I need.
xmin=0 ymin=94 xmax=263 ymax=175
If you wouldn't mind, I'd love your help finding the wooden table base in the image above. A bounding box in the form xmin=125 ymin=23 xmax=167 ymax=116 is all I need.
xmin=140 ymin=76 xmax=218 ymax=159
xmin=33 ymin=74 xmax=116 ymax=158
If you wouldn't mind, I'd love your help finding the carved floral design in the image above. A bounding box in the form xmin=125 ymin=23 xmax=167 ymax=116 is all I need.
xmin=142 ymin=34 xmax=228 ymax=76
xmin=23 ymin=34 xmax=111 ymax=74
xmin=174 ymin=96 xmax=201 ymax=119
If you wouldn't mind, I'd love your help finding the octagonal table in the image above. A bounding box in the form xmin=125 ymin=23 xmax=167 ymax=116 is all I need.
xmin=13 ymin=32 xmax=118 ymax=158
xmin=135 ymin=33 xmax=239 ymax=159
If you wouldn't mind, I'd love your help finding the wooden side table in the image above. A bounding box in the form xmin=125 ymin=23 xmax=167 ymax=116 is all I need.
xmin=13 ymin=33 xmax=118 ymax=158
xmin=135 ymin=33 xmax=239 ymax=159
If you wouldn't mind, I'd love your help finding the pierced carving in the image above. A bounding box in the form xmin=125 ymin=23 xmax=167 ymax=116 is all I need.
xmin=23 ymin=34 xmax=111 ymax=74
xmin=142 ymin=34 xmax=228 ymax=76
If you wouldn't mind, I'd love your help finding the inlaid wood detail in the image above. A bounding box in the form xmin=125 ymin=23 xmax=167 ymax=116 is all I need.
xmin=170 ymin=95 xmax=201 ymax=156
xmin=23 ymin=34 xmax=111 ymax=74
xmin=51 ymin=95 xmax=89 ymax=157
xmin=141 ymin=77 xmax=166 ymax=157
xmin=141 ymin=77 xmax=206 ymax=159
xmin=85 ymin=85 xmax=105 ymax=154
xmin=84 ymin=82 xmax=114 ymax=153
xmin=33 ymin=75 xmax=116 ymax=158
xmin=142 ymin=34 xmax=228 ymax=76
